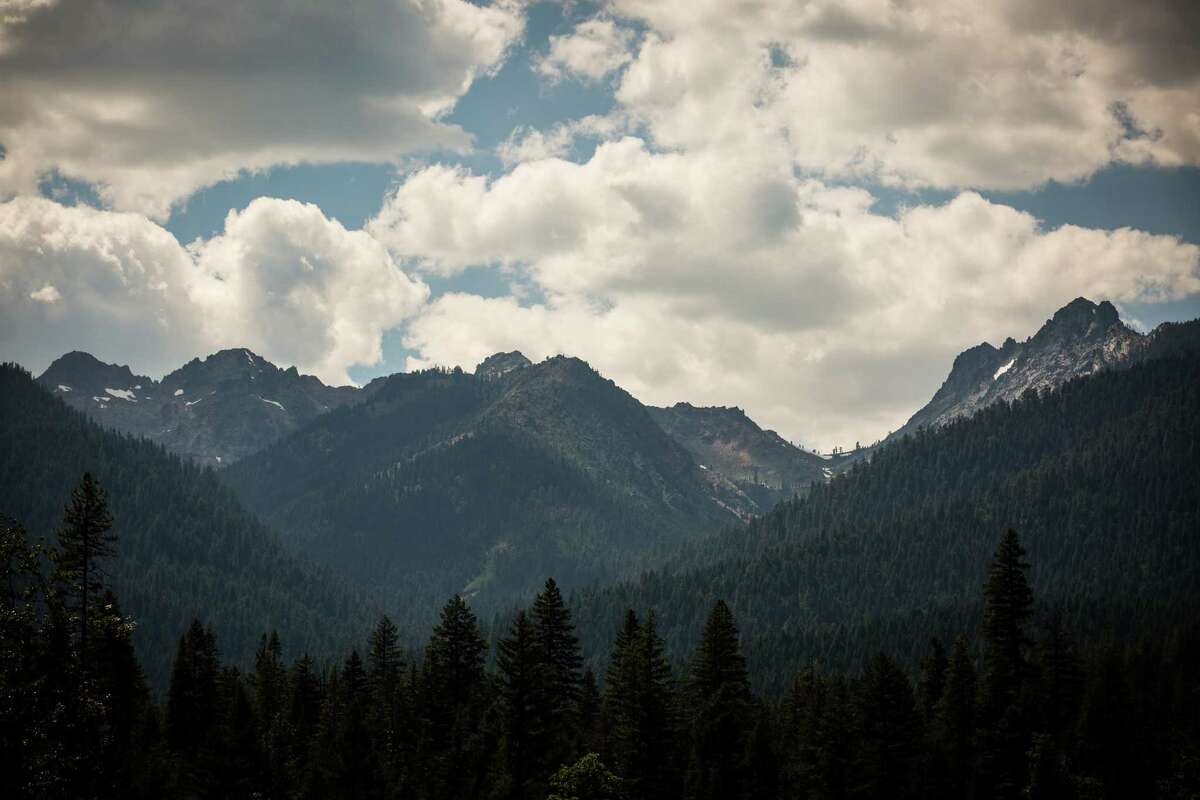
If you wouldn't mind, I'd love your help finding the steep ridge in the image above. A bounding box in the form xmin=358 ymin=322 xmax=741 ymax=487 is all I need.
xmin=0 ymin=363 xmax=373 ymax=689
xmin=223 ymin=355 xmax=746 ymax=629
xmin=572 ymin=320 xmax=1200 ymax=691
xmin=38 ymin=348 xmax=358 ymax=466
xmin=647 ymin=403 xmax=829 ymax=510
xmin=894 ymin=297 xmax=1146 ymax=439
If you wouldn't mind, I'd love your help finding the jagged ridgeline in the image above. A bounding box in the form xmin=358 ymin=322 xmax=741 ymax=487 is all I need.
xmin=572 ymin=331 xmax=1200 ymax=691
xmin=38 ymin=348 xmax=360 ymax=468
xmin=0 ymin=364 xmax=373 ymax=689
xmin=221 ymin=356 xmax=746 ymax=631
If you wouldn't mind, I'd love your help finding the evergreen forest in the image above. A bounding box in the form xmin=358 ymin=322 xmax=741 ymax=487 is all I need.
xmin=3 ymin=473 xmax=1198 ymax=799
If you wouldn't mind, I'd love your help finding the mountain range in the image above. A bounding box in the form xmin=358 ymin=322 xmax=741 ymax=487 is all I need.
xmin=573 ymin=324 xmax=1200 ymax=690
xmin=39 ymin=348 xmax=360 ymax=466
xmin=10 ymin=296 xmax=1199 ymax=686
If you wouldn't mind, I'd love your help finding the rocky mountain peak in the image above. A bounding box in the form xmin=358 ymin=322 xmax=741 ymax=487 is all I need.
xmin=1035 ymin=297 xmax=1123 ymax=343
xmin=893 ymin=297 xmax=1148 ymax=439
xmin=39 ymin=348 xmax=358 ymax=467
xmin=40 ymin=351 xmax=154 ymax=396
xmin=475 ymin=350 xmax=532 ymax=380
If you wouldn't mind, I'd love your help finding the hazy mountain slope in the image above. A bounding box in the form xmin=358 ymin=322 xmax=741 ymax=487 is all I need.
xmin=0 ymin=363 xmax=373 ymax=689
xmin=573 ymin=332 xmax=1200 ymax=691
xmin=648 ymin=403 xmax=829 ymax=509
xmin=223 ymin=356 xmax=744 ymax=626
xmin=38 ymin=348 xmax=358 ymax=466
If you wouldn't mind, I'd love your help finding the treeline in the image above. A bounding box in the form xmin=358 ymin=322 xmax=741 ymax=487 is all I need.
xmin=5 ymin=476 xmax=1198 ymax=799
xmin=574 ymin=351 xmax=1200 ymax=688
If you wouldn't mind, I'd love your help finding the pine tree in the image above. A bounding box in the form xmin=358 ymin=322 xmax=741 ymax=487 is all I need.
xmin=781 ymin=664 xmax=850 ymax=800
xmin=685 ymin=600 xmax=751 ymax=800
xmin=916 ymin=637 xmax=948 ymax=724
xmin=532 ymin=578 xmax=584 ymax=771
xmin=914 ymin=636 xmax=951 ymax=798
xmin=1031 ymin=613 xmax=1082 ymax=749
xmin=253 ymin=631 xmax=288 ymax=795
xmin=578 ymin=668 xmax=603 ymax=756
xmin=496 ymin=609 xmax=549 ymax=800
xmin=982 ymin=529 xmax=1034 ymax=705
xmin=633 ymin=612 xmax=679 ymax=799
xmin=253 ymin=631 xmax=286 ymax=724
xmin=50 ymin=472 xmax=116 ymax=677
xmin=935 ymin=635 xmax=977 ymax=800
xmin=980 ymin=529 xmax=1035 ymax=799
xmin=165 ymin=619 xmax=220 ymax=757
xmin=92 ymin=590 xmax=148 ymax=796
xmin=367 ymin=615 xmax=406 ymax=795
xmin=0 ymin=517 xmax=65 ymax=797
xmin=604 ymin=609 xmax=642 ymax=776
xmin=427 ymin=596 xmax=487 ymax=714
xmin=853 ymin=652 xmax=917 ymax=800
xmin=424 ymin=595 xmax=487 ymax=800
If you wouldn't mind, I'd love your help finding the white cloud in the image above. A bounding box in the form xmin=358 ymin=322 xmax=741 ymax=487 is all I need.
xmin=191 ymin=198 xmax=429 ymax=384
xmin=0 ymin=196 xmax=428 ymax=384
xmin=0 ymin=0 xmax=525 ymax=218
xmin=376 ymin=138 xmax=1200 ymax=448
xmin=28 ymin=284 xmax=60 ymax=303
xmin=605 ymin=0 xmax=1200 ymax=190
xmin=535 ymin=17 xmax=635 ymax=84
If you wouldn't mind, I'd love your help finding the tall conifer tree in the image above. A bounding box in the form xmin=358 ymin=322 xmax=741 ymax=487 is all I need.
xmin=685 ymin=600 xmax=751 ymax=800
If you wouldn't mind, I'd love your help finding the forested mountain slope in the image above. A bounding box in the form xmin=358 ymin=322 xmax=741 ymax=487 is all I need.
xmin=0 ymin=364 xmax=373 ymax=688
xmin=224 ymin=356 xmax=747 ymax=631
xmin=573 ymin=340 xmax=1200 ymax=691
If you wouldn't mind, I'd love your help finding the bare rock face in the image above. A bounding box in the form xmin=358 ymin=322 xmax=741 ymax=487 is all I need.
xmin=39 ymin=348 xmax=358 ymax=467
xmin=475 ymin=350 xmax=532 ymax=380
xmin=894 ymin=298 xmax=1147 ymax=439
xmin=647 ymin=403 xmax=828 ymax=509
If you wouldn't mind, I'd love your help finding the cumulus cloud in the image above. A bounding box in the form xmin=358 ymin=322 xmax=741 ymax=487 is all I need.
xmin=374 ymin=138 xmax=1200 ymax=447
xmin=602 ymin=0 xmax=1200 ymax=190
xmin=0 ymin=0 xmax=524 ymax=218
xmin=496 ymin=115 xmax=625 ymax=166
xmin=191 ymin=199 xmax=429 ymax=384
xmin=535 ymin=17 xmax=635 ymax=83
xmin=0 ymin=196 xmax=427 ymax=384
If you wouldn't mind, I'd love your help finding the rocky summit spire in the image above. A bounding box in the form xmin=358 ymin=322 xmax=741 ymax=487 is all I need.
xmin=893 ymin=297 xmax=1145 ymax=439
xmin=475 ymin=351 xmax=532 ymax=380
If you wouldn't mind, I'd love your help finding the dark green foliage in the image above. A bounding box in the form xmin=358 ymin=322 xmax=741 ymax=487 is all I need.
xmin=603 ymin=610 xmax=680 ymax=799
xmin=4 ymin=484 xmax=1199 ymax=800
xmin=851 ymin=653 xmax=917 ymax=799
xmin=547 ymin=753 xmax=628 ymax=800
xmin=50 ymin=471 xmax=116 ymax=674
xmin=685 ymin=601 xmax=753 ymax=800
xmin=0 ymin=363 xmax=373 ymax=689
xmin=495 ymin=609 xmax=549 ymax=799
xmin=223 ymin=359 xmax=740 ymax=640
xmin=573 ymin=352 xmax=1200 ymax=692
xmin=982 ymin=529 xmax=1034 ymax=705
xmin=0 ymin=477 xmax=155 ymax=798
xmin=532 ymin=578 xmax=584 ymax=770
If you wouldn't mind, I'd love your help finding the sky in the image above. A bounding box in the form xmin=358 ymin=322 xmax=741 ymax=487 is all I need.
xmin=1 ymin=0 xmax=1198 ymax=449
